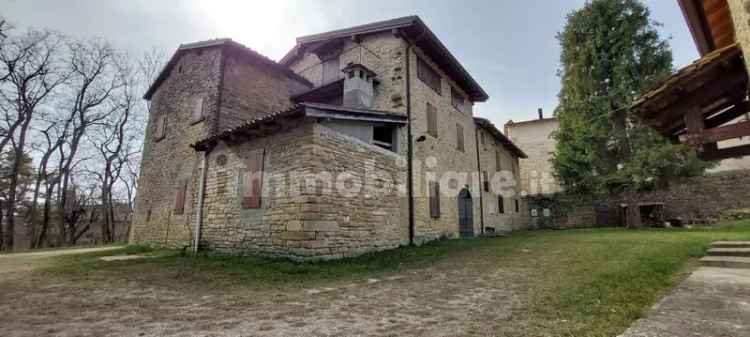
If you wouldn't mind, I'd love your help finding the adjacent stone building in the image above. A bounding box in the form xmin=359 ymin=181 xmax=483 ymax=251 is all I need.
xmin=131 ymin=16 xmax=528 ymax=260
xmin=505 ymin=113 xmax=561 ymax=196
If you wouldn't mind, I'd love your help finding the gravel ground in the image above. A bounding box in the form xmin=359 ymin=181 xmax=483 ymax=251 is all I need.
xmin=0 ymin=247 xmax=535 ymax=337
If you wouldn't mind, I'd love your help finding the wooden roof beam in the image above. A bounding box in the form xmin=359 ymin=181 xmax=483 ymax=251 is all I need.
xmin=702 ymin=144 xmax=750 ymax=160
xmin=680 ymin=119 xmax=750 ymax=145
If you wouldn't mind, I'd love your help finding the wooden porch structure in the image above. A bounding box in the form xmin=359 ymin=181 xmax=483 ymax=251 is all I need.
xmin=631 ymin=43 xmax=750 ymax=160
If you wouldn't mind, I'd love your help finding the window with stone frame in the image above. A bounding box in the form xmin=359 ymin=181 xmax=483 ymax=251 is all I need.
xmin=495 ymin=150 xmax=502 ymax=172
xmin=456 ymin=123 xmax=464 ymax=152
xmin=515 ymin=198 xmax=520 ymax=213
xmin=482 ymin=171 xmax=489 ymax=192
xmin=498 ymin=195 xmax=505 ymax=214
xmin=479 ymin=130 xmax=486 ymax=147
xmin=426 ymin=102 xmax=438 ymax=138
xmin=451 ymin=86 xmax=465 ymax=111
xmin=429 ymin=181 xmax=441 ymax=218
xmin=417 ymin=56 xmax=441 ymax=95
xmin=240 ymin=151 xmax=265 ymax=209
xmin=191 ymin=96 xmax=207 ymax=124
xmin=154 ymin=114 xmax=167 ymax=141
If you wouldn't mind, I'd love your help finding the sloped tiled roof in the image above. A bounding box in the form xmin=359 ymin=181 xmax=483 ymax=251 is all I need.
xmin=144 ymin=38 xmax=312 ymax=100
xmin=192 ymin=103 xmax=406 ymax=150
xmin=632 ymin=43 xmax=741 ymax=110
xmin=474 ymin=117 xmax=527 ymax=159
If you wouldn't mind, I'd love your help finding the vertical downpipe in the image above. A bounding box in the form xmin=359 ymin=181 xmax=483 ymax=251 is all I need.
xmin=406 ymin=42 xmax=415 ymax=246
xmin=475 ymin=128 xmax=485 ymax=235
xmin=405 ymin=28 xmax=427 ymax=246
xmin=193 ymin=150 xmax=210 ymax=254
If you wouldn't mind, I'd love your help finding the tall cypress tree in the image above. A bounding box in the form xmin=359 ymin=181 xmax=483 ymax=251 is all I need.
xmin=552 ymin=0 xmax=712 ymax=198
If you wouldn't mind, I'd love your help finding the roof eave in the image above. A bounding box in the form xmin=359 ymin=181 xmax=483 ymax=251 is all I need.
xmin=280 ymin=16 xmax=489 ymax=102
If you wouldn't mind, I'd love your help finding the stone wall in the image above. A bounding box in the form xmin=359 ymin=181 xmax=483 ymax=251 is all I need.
xmin=476 ymin=127 xmax=527 ymax=232
xmin=219 ymin=50 xmax=311 ymax=131
xmin=408 ymin=45 xmax=484 ymax=242
xmin=131 ymin=46 xmax=222 ymax=247
xmin=287 ymin=32 xmax=502 ymax=242
xmin=729 ymin=0 xmax=750 ymax=74
xmin=200 ymin=122 xmax=407 ymax=260
xmin=538 ymin=170 xmax=750 ymax=228
xmin=132 ymin=44 xmax=313 ymax=248
xmin=288 ymin=31 xmax=408 ymax=114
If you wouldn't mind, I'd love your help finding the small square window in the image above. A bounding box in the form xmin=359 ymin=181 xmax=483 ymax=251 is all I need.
xmin=373 ymin=125 xmax=397 ymax=152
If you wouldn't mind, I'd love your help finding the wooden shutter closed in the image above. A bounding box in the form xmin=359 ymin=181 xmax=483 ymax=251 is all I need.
xmin=241 ymin=150 xmax=265 ymax=209
xmin=456 ymin=123 xmax=464 ymax=152
xmin=429 ymin=181 xmax=441 ymax=218
xmin=322 ymin=57 xmax=340 ymax=84
xmin=426 ymin=103 xmax=438 ymax=138
xmin=154 ymin=115 xmax=167 ymax=141
xmin=417 ymin=57 xmax=441 ymax=95
xmin=174 ymin=180 xmax=187 ymax=215
xmin=191 ymin=97 xmax=205 ymax=123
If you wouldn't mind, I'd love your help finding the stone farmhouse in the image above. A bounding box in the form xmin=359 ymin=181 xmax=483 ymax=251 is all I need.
xmin=131 ymin=16 xmax=528 ymax=260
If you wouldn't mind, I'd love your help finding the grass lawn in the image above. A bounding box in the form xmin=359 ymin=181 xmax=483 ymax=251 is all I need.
xmin=36 ymin=220 xmax=750 ymax=336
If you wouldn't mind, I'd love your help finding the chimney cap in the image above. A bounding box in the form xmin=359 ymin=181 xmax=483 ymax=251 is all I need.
xmin=342 ymin=62 xmax=378 ymax=78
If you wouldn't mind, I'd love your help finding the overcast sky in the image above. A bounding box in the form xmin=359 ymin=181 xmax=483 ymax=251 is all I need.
xmin=2 ymin=0 xmax=699 ymax=127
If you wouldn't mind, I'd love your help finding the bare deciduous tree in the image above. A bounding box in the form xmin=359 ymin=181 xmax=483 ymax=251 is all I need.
xmin=0 ymin=30 xmax=67 ymax=250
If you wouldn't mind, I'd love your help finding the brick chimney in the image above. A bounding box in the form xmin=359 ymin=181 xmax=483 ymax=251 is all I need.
xmin=342 ymin=63 xmax=377 ymax=109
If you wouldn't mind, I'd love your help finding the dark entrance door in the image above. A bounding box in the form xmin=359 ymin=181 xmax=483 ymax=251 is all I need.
xmin=458 ymin=188 xmax=474 ymax=238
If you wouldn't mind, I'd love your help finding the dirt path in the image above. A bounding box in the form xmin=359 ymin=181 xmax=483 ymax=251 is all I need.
xmin=0 ymin=249 xmax=536 ymax=337
xmin=0 ymin=246 xmax=125 ymax=278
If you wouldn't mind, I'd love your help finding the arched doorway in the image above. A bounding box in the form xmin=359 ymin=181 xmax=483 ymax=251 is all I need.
xmin=458 ymin=188 xmax=474 ymax=238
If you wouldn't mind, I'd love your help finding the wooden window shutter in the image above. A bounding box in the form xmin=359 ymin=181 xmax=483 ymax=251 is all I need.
xmin=417 ymin=57 xmax=441 ymax=95
xmin=241 ymin=150 xmax=265 ymax=209
xmin=174 ymin=180 xmax=187 ymax=215
xmin=451 ymin=86 xmax=464 ymax=111
xmin=322 ymin=57 xmax=340 ymax=84
xmin=191 ymin=96 xmax=205 ymax=124
xmin=456 ymin=123 xmax=464 ymax=152
xmin=154 ymin=115 xmax=167 ymax=141
xmin=429 ymin=181 xmax=441 ymax=218
xmin=426 ymin=103 xmax=438 ymax=138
